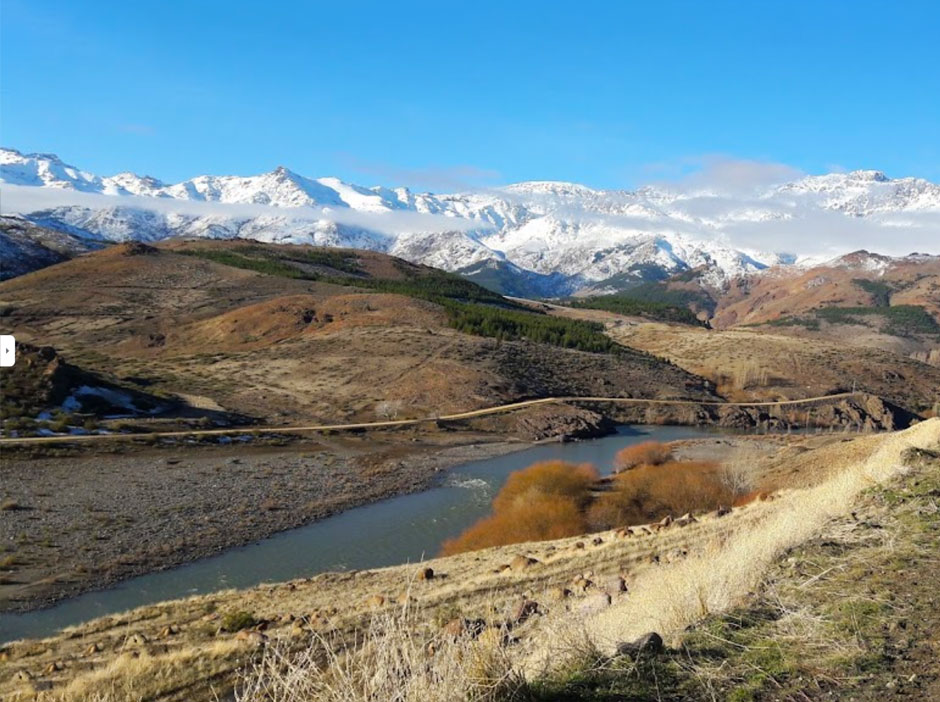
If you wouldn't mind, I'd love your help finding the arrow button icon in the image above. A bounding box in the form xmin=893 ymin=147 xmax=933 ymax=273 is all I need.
xmin=0 ymin=335 xmax=15 ymax=367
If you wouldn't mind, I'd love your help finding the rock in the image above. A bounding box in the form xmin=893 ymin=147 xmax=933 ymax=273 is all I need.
xmin=715 ymin=505 xmax=732 ymax=517
xmin=365 ymin=594 xmax=386 ymax=607
xmin=591 ymin=536 xmax=604 ymax=546
xmin=511 ymin=599 xmax=540 ymax=624
xmin=546 ymin=586 xmax=571 ymax=602
xmin=659 ymin=515 xmax=673 ymax=528
xmin=573 ymin=541 xmax=585 ymax=549
xmin=13 ymin=670 xmax=33 ymax=682
xmin=578 ymin=592 xmax=611 ymax=613
xmin=418 ymin=567 xmax=435 ymax=581
xmin=601 ymin=575 xmax=627 ymax=593
xmin=616 ymin=632 xmax=664 ymax=657
xmin=510 ymin=555 xmax=539 ymax=571
xmin=126 ymin=633 xmax=148 ymax=646
xmin=443 ymin=617 xmax=486 ymax=638
xmin=236 ymin=630 xmax=267 ymax=647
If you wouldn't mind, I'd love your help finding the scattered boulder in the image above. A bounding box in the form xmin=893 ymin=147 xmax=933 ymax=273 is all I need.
xmin=659 ymin=515 xmax=673 ymax=528
xmin=442 ymin=617 xmax=486 ymax=639
xmin=573 ymin=541 xmax=585 ymax=549
xmin=715 ymin=505 xmax=732 ymax=517
xmin=546 ymin=586 xmax=571 ymax=602
xmin=365 ymin=594 xmax=386 ymax=608
xmin=578 ymin=592 xmax=612 ymax=613
xmin=235 ymin=630 xmax=267 ymax=647
xmin=591 ymin=536 xmax=604 ymax=546
xmin=616 ymin=631 xmax=664 ymax=657
xmin=510 ymin=555 xmax=539 ymax=571
xmin=418 ymin=567 xmax=435 ymax=581
xmin=126 ymin=633 xmax=148 ymax=646
xmin=511 ymin=599 xmax=540 ymax=624
xmin=601 ymin=575 xmax=627 ymax=594
xmin=13 ymin=670 xmax=33 ymax=683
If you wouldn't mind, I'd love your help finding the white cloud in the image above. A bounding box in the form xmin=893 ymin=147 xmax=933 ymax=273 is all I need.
xmin=0 ymin=184 xmax=490 ymax=236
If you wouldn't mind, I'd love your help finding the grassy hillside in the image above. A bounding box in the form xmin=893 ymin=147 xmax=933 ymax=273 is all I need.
xmin=0 ymin=240 xmax=716 ymax=425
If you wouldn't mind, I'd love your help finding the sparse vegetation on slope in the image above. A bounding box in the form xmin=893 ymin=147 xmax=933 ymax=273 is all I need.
xmin=766 ymin=303 xmax=940 ymax=338
xmin=566 ymin=292 xmax=705 ymax=326
xmin=180 ymin=243 xmax=621 ymax=353
xmin=533 ymin=444 xmax=940 ymax=702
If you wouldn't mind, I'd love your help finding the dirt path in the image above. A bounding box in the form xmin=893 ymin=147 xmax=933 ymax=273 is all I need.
xmin=0 ymin=392 xmax=864 ymax=446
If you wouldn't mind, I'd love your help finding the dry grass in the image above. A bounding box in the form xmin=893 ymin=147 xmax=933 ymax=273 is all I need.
xmin=5 ymin=422 xmax=937 ymax=702
xmin=569 ymin=419 xmax=940 ymax=653
xmin=235 ymin=606 xmax=528 ymax=702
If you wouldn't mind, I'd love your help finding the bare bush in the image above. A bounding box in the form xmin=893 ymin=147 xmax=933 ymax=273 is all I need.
xmin=375 ymin=400 xmax=403 ymax=420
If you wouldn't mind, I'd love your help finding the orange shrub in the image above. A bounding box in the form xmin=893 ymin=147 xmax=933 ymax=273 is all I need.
xmin=492 ymin=461 xmax=598 ymax=513
xmin=440 ymin=493 xmax=586 ymax=556
xmin=614 ymin=441 xmax=673 ymax=472
xmin=440 ymin=461 xmax=597 ymax=556
xmin=589 ymin=460 xmax=736 ymax=529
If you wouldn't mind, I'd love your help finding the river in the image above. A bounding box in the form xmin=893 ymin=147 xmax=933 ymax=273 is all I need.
xmin=0 ymin=424 xmax=718 ymax=643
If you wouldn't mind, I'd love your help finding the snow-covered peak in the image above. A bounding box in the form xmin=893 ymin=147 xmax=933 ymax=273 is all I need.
xmin=2 ymin=147 xmax=937 ymax=295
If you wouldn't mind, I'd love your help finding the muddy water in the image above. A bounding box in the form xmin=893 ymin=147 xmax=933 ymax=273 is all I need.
xmin=0 ymin=425 xmax=718 ymax=642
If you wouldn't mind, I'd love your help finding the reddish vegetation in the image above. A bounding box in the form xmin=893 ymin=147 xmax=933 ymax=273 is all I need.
xmin=440 ymin=461 xmax=597 ymax=556
xmin=613 ymin=441 xmax=673 ymax=472
xmin=588 ymin=461 xmax=735 ymax=530
xmin=443 ymin=445 xmax=752 ymax=556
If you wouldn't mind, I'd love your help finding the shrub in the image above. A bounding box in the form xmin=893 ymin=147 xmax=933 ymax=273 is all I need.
xmin=589 ymin=461 xmax=735 ymax=529
xmin=220 ymin=610 xmax=258 ymax=633
xmin=441 ymin=493 xmax=587 ymax=556
xmin=492 ymin=461 xmax=598 ymax=513
xmin=441 ymin=461 xmax=597 ymax=556
xmin=614 ymin=441 xmax=673 ymax=472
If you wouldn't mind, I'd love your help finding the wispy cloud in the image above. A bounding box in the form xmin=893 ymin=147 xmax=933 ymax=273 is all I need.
xmin=648 ymin=154 xmax=804 ymax=196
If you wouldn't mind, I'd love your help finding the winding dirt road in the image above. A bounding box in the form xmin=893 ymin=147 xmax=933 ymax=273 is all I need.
xmin=0 ymin=392 xmax=863 ymax=445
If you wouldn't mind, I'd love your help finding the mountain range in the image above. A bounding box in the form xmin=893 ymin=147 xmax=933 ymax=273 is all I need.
xmin=2 ymin=147 xmax=939 ymax=295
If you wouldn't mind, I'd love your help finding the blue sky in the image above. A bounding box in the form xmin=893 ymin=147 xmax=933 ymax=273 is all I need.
xmin=2 ymin=0 xmax=938 ymax=190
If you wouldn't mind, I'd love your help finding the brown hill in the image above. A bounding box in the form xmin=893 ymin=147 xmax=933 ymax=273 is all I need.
xmin=710 ymin=252 xmax=940 ymax=357
xmin=0 ymin=240 xmax=716 ymax=427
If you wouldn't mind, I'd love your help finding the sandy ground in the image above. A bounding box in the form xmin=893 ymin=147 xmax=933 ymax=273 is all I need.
xmin=0 ymin=431 xmax=525 ymax=613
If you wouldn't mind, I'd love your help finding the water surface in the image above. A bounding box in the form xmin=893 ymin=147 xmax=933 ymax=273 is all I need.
xmin=0 ymin=424 xmax=718 ymax=642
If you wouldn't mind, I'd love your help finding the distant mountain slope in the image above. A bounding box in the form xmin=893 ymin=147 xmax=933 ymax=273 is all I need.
xmin=0 ymin=240 xmax=716 ymax=427
xmin=4 ymin=148 xmax=938 ymax=294
xmin=0 ymin=216 xmax=103 ymax=280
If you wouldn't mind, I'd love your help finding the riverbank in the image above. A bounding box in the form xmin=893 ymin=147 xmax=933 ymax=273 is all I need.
xmin=2 ymin=422 xmax=933 ymax=701
xmin=0 ymin=431 xmax=527 ymax=614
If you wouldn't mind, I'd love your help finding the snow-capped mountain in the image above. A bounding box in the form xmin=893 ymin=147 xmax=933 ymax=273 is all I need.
xmin=2 ymin=147 xmax=939 ymax=295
